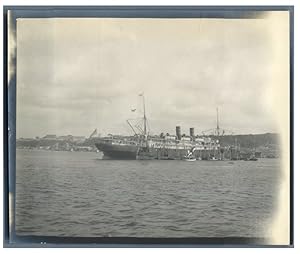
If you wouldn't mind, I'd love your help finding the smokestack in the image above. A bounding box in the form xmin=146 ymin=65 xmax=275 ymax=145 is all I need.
xmin=176 ymin=126 xmax=181 ymax=140
xmin=190 ymin=127 xmax=195 ymax=137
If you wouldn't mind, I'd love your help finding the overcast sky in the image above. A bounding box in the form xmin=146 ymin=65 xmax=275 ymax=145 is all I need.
xmin=16 ymin=13 xmax=289 ymax=138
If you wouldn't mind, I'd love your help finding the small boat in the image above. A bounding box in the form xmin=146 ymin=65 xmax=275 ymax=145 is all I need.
xmin=183 ymin=149 xmax=196 ymax=161
xmin=249 ymin=157 xmax=258 ymax=161
xmin=184 ymin=157 xmax=196 ymax=162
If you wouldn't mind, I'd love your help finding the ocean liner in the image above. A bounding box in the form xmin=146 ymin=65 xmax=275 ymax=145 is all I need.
xmin=94 ymin=94 xmax=221 ymax=160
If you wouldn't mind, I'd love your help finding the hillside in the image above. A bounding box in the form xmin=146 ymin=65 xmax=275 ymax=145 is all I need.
xmin=214 ymin=133 xmax=279 ymax=148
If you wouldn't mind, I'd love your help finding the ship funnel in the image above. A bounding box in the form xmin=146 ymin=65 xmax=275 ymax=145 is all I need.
xmin=190 ymin=127 xmax=195 ymax=137
xmin=176 ymin=126 xmax=181 ymax=140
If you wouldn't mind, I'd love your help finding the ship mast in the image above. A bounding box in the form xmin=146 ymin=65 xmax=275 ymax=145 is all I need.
xmin=216 ymin=107 xmax=220 ymax=136
xmin=143 ymin=94 xmax=147 ymax=136
xmin=140 ymin=93 xmax=147 ymax=136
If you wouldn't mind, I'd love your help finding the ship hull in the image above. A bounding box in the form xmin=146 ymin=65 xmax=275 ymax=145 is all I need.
xmin=95 ymin=141 xmax=222 ymax=160
xmin=95 ymin=142 xmax=137 ymax=159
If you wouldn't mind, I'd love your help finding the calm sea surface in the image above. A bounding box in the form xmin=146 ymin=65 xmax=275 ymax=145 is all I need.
xmin=16 ymin=149 xmax=280 ymax=238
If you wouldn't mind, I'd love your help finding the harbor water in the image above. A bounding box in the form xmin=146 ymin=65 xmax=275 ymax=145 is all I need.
xmin=16 ymin=149 xmax=280 ymax=238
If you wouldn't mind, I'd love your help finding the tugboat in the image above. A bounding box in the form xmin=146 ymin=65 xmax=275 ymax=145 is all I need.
xmin=183 ymin=148 xmax=196 ymax=162
xmin=184 ymin=157 xmax=196 ymax=162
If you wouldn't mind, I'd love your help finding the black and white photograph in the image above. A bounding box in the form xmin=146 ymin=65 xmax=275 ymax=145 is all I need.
xmin=4 ymin=6 xmax=292 ymax=247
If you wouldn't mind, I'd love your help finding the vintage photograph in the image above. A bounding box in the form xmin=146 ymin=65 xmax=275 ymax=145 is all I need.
xmin=8 ymin=8 xmax=291 ymax=245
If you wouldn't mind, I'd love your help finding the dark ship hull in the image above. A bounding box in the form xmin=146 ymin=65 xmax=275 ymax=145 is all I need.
xmin=94 ymin=138 xmax=224 ymax=160
xmin=95 ymin=142 xmax=137 ymax=159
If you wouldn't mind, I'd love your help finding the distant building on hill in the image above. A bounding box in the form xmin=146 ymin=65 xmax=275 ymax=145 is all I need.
xmin=42 ymin=134 xmax=57 ymax=140
xmin=57 ymin=135 xmax=73 ymax=141
xmin=41 ymin=134 xmax=86 ymax=143
xmin=72 ymin=136 xmax=86 ymax=143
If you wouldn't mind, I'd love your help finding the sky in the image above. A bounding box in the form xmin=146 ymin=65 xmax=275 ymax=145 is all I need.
xmin=16 ymin=12 xmax=290 ymax=138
